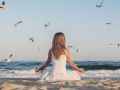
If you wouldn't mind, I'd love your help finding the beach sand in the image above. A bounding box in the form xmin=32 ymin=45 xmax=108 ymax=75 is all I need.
xmin=0 ymin=79 xmax=120 ymax=90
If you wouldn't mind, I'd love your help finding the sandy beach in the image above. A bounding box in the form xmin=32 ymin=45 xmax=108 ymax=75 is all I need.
xmin=0 ymin=79 xmax=120 ymax=90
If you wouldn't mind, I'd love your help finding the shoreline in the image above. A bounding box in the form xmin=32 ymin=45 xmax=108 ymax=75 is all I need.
xmin=0 ymin=78 xmax=120 ymax=90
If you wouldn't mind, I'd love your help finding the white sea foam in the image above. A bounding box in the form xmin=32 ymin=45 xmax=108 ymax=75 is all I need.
xmin=0 ymin=69 xmax=40 ymax=78
xmin=0 ymin=69 xmax=120 ymax=79
xmin=81 ymin=69 xmax=120 ymax=79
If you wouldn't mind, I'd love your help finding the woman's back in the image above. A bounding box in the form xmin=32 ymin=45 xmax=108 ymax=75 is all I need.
xmin=36 ymin=32 xmax=84 ymax=80
xmin=40 ymin=54 xmax=81 ymax=80
xmin=51 ymin=54 xmax=67 ymax=73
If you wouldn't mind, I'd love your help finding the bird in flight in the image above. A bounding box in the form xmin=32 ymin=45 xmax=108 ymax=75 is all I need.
xmin=106 ymin=22 xmax=112 ymax=25
xmin=96 ymin=0 xmax=104 ymax=8
xmin=14 ymin=21 xmax=23 ymax=27
xmin=45 ymin=22 xmax=50 ymax=28
xmin=68 ymin=45 xmax=73 ymax=49
xmin=76 ymin=49 xmax=79 ymax=53
xmin=29 ymin=38 xmax=34 ymax=42
xmin=117 ymin=44 xmax=120 ymax=48
xmin=4 ymin=54 xmax=13 ymax=63
xmin=0 ymin=1 xmax=5 ymax=8
xmin=108 ymin=44 xmax=114 ymax=46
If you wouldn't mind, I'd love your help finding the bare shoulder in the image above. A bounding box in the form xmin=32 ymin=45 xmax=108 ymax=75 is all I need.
xmin=64 ymin=49 xmax=72 ymax=63
xmin=64 ymin=49 xmax=70 ymax=57
xmin=48 ymin=49 xmax=52 ymax=56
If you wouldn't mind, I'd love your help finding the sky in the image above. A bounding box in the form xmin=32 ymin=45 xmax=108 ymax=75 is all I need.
xmin=0 ymin=0 xmax=120 ymax=61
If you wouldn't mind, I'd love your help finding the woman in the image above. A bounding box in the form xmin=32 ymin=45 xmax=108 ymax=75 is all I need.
xmin=35 ymin=32 xmax=84 ymax=80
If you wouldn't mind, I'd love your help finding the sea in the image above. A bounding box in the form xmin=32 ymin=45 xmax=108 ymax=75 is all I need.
xmin=0 ymin=61 xmax=120 ymax=79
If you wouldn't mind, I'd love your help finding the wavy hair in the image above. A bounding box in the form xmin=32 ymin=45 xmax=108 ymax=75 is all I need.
xmin=51 ymin=32 xmax=66 ymax=59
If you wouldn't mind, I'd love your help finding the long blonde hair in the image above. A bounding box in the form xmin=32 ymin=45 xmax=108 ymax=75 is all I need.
xmin=51 ymin=32 xmax=66 ymax=59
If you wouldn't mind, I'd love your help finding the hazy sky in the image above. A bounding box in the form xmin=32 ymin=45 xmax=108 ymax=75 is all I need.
xmin=0 ymin=0 xmax=120 ymax=61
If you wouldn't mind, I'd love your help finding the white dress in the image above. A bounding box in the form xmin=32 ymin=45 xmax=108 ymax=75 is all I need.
xmin=40 ymin=55 xmax=81 ymax=81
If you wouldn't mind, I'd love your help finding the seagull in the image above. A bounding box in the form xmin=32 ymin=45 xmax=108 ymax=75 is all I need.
xmin=4 ymin=54 xmax=13 ymax=63
xmin=96 ymin=4 xmax=102 ymax=8
xmin=68 ymin=45 xmax=73 ymax=49
xmin=76 ymin=49 xmax=79 ymax=53
xmin=117 ymin=44 xmax=120 ymax=48
xmin=14 ymin=21 xmax=23 ymax=27
xmin=0 ymin=1 xmax=5 ymax=8
xmin=96 ymin=0 xmax=104 ymax=8
xmin=29 ymin=38 xmax=34 ymax=42
xmin=108 ymin=44 xmax=114 ymax=46
xmin=106 ymin=22 xmax=112 ymax=25
xmin=45 ymin=22 xmax=50 ymax=28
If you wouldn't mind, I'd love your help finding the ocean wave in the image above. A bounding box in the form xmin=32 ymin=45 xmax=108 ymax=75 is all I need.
xmin=81 ymin=69 xmax=120 ymax=79
xmin=0 ymin=69 xmax=120 ymax=79
xmin=0 ymin=69 xmax=39 ymax=78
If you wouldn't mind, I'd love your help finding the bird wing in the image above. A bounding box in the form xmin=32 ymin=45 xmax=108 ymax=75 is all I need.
xmin=29 ymin=38 xmax=32 ymax=40
xmin=101 ymin=0 xmax=104 ymax=5
xmin=2 ymin=1 xmax=5 ymax=5
xmin=117 ymin=44 xmax=120 ymax=47
xmin=96 ymin=5 xmax=101 ymax=8
xmin=14 ymin=21 xmax=23 ymax=27
xmin=9 ymin=54 xmax=13 ymax=57
xmin=29 ymin=38 xmax=34 ymax=42
xmin=18 ymin=21 xmax=23 ymax=23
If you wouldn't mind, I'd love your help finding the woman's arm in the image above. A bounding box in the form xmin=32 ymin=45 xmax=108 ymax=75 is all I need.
xmin=35 ymin=49 xmax=52 ymax=72
xmin=66 ymin=50 xmax=84 ymax=73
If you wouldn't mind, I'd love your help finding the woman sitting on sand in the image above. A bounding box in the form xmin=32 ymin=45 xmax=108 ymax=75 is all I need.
xmin=35 ymin=32 xmax=84 ymax=80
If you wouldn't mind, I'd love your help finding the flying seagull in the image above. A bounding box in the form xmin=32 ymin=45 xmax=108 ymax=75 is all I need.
xmin=14 ymin=21 xmax=23 ymax=27
xmin=117 ymin=44 xmax=120 ymax=48
xmin=0 ymin=1 xmax=5 ymax=8
xmin=96 ymin=0 xmax=104 ymax=8
xmin=76 ymin=49 xmax=79 ymax=53
xmin=106 ymin=22 xmax=112 ymax=25
xmin=108 ymin=44 xmax=114 ymax=46
xmin=29 ymin=38 xmax=34 ymax=42
xmin=45 ymin=22 xmax=50 ymax=28
xmin=68 ymin=45 xmax=73 ymax=49
xmin=4 ymin=54 xmax=13 ymax=63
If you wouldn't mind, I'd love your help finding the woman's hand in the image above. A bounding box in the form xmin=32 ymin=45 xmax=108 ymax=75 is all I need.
xmin=75 ymin=68 xmax=84 ymax=74
xmin=35 ymin=67 xmax=42 ymax=73
xmin=78 ymin=68 xmax=84 ymax=73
